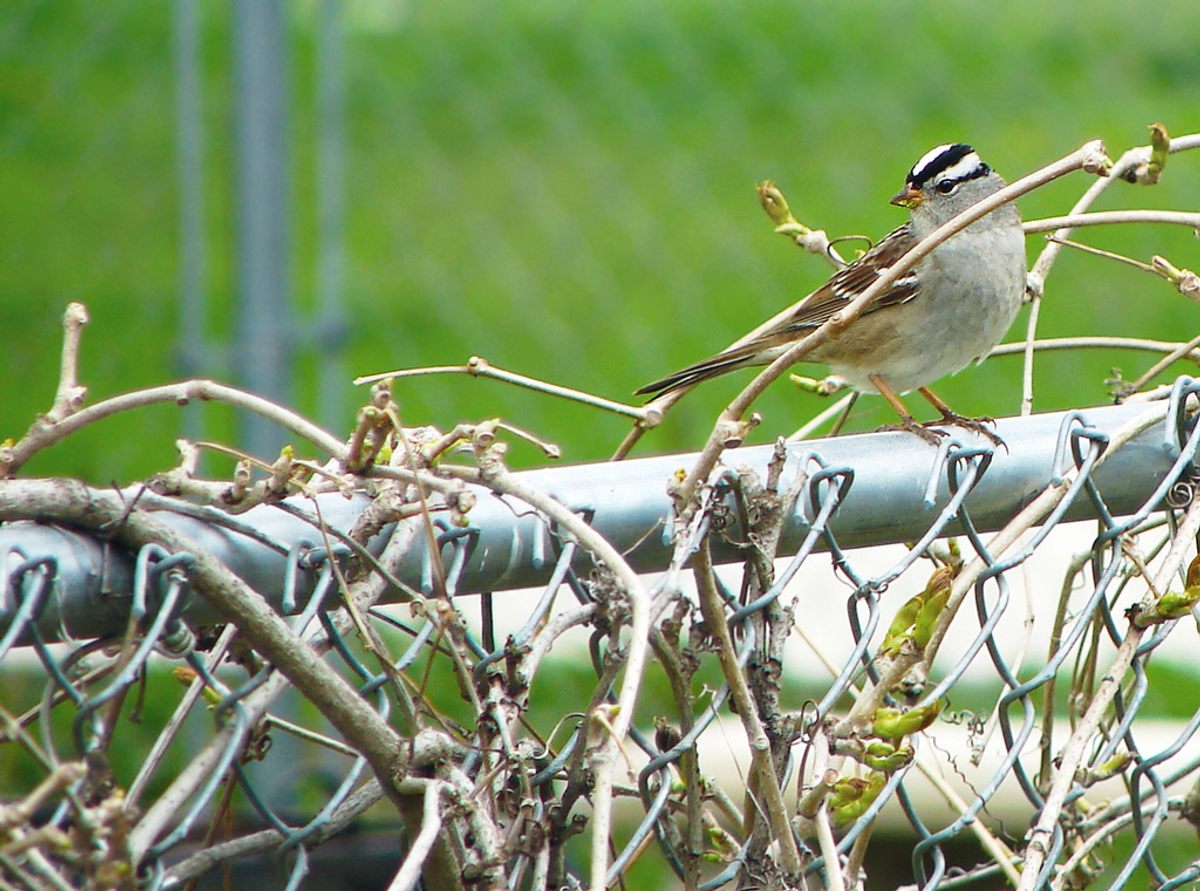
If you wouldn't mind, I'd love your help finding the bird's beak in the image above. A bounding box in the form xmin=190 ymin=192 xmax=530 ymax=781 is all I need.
xmin=890 ymin=185 xmax=923 ymax=209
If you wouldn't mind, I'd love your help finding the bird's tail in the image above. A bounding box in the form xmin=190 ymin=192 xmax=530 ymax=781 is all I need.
xmin=634 ymin=343 xmax=766 ymax=398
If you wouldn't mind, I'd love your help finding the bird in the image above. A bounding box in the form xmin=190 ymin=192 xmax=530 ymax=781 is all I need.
xmin=634 ymin=143 xmax=1027 ymax=444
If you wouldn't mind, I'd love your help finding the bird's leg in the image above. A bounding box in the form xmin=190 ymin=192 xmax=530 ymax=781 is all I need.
xmin=828 ymin=391 xmax=860 ymax=437
xmin=917 ymin=386 xmax=1004 ymax=447
xmin=869 ymin=374 xmax=946 ymax=446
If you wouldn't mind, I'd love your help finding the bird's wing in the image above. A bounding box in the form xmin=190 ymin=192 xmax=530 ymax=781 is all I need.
xmin=634 ymin=224 xmax=922 ymax=397
xmin=773 ymin=224 xmax=920 ymax=334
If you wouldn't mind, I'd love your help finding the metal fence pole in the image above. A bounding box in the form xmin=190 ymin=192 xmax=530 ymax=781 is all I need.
xmin=232 ymin=0 xmax=292 ymax=456
xmin=0 ymin=400 xmax=1191 ymax=643
xmin=172 ymin=0 xmax=207 ymax=443
xmin=315 ymin=0 xmax=348 ymax=433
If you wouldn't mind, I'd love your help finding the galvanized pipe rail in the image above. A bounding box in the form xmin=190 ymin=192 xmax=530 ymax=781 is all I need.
xmin=0 ymin=399 xmax=1193 ymax=643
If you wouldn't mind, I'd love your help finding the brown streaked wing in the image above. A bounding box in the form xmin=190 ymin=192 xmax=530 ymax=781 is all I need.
xmin=772 ymin=224 xmax=920 ymax=335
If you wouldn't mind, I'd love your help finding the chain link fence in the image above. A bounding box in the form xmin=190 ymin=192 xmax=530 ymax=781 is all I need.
xmin=5 ymin=3 xmax=1200 ymax=889
xmin=3 ymin=380 xmax=1200 ymax=889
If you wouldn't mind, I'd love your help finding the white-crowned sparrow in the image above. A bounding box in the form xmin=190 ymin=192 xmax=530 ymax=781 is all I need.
xmin=635 ymin=143 xmax=1027 ymax=444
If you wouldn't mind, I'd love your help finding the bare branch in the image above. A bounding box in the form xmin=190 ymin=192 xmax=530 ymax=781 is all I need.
xmin=356 ymin=355 xmax=657 ymax=423
xmin=1025 ymin=209 xmax=1200 ymax=233
xmin=1 ymin=378 xmax=345 ymax=479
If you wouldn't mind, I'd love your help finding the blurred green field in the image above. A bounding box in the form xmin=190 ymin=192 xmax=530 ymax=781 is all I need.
xmin=2 ymin=0 xmax=1199 ymax=481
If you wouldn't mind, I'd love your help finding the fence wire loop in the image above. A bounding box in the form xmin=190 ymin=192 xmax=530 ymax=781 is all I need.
xmin=0 ymin=552 xmax=54 ymax=658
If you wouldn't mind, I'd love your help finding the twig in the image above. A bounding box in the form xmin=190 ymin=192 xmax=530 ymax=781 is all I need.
xmin=1019 ymin=292 xmax=1043 ymax=418
xmin=125 ymin=625 xmax=240 ymax=810
xmin=355 ymin=355 xmax=657 ymax=423
xmin=1023 ymin=131 xmax=1200 ymax=415
xmin=0 ymin=762 xmax=86 ymax=833
xmin=51 ymin=303 xmax=89 ymax=421
xmin=1045 ymin=236 xmax=1161 ymax=273
xmin=1037 ymin=551 xmax=1091 ymax=795
xmin=1048 ymin=808 xmax=1139 ymax=891
xmin=1024 ymin=209 xmax=1200 ymax=233
xmin=440 ymin=452 xmax=653 ymax=891
xmin=989 ymin=336 xmax=1200 ymax=361
xmin=1119 ymin=332 xmax=1200 ymax=399
xmin=386 ymin=782 xmax=448 ymax=891
xmin=161 ymin=780 xmax=387 ymax=886
xmin=1153 ymin=254 xmax=1200 ymax=300
xmin=757 ymin=179 xmax=848 ymax=268
xmin=1027 ymin=132 xmax=1200 ymax=296
xmin=1 ymin=379 xmax=345 ymax=478
xmin=1028 ymin=240 xmax=1200 ymax=396
xmin=814 ymin=808 xmax=846 ymax=891
xmin=843 ymin=820 xmax=873 ymax=891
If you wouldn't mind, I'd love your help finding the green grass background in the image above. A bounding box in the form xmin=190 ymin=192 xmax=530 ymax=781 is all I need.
xmin=3 ymin=0 xmax=1199 ymax=480
xmin=2 ymin=5 xmax=1199 ymax=883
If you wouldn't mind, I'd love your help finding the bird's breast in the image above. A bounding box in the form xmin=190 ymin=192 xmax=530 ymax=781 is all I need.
xmin=811 ymin=224 xmax=1026 ymax=393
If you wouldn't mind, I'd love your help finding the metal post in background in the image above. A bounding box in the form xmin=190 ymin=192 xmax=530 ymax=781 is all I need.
xmin=232 ymin=0 xmax=292 ymax=457
xmin=172 ymin=0 xmax=207 ymax=444
xmin=315 ymin=0 xmax=349 ymax=433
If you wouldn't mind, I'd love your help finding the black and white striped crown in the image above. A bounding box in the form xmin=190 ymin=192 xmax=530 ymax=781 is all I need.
xmin=906 ymin=143 xmax=990 ymax=189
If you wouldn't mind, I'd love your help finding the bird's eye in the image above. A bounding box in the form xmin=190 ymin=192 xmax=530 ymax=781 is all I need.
xmin=935 ymin=179 xmax=957 ymax=195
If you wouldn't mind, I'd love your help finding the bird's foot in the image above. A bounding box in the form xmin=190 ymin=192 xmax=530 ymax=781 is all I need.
xmin=876 ymin=416 xmax=948 ymax=446
xmin=934 ymin=412 xmax=1006 ymax=449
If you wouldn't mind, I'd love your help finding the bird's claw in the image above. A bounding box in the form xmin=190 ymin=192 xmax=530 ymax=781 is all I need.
xmin=935 ymin=412 xmax=1006 ymax=449
xmin=877 ymin=413 xmax=1005 ymax=449
xmin=876 ymin=418 xmax=948 ymax=446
